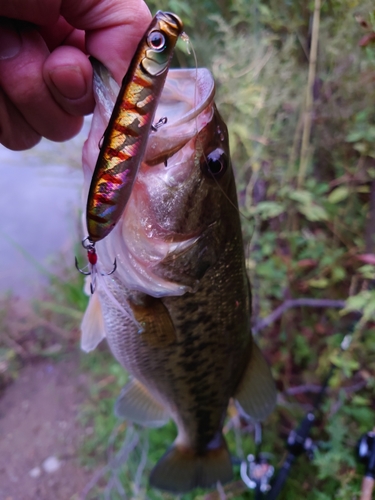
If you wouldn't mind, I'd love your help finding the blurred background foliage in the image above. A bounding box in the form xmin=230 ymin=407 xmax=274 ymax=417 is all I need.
xmin=1 ymin=0 xmax=375 ymax=498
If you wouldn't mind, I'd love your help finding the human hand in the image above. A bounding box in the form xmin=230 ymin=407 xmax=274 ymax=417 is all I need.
xmin=0 ymin=0 xmax=151 ymax=150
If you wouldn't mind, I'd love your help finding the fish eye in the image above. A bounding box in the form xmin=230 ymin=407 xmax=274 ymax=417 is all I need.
xmin=148 ymin=31 xmax=166 ymax=51
xmin=201 ymin=148 xmax=228 ymax=179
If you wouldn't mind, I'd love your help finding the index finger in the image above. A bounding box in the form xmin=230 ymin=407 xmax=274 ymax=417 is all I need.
xmin=0 ymin=0 xmax=152 ymax=82
xmin=62 ymin=0 xmax=152 ymax=82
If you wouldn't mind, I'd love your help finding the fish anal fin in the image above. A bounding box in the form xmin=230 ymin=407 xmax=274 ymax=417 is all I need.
xmin=115 ymin=378 xmax=170 ymax=428
xmin=80 ymin=292 xmax=106 ymax=352
xmin=129 ymin=295 xmax=176 ymax=347
xmin=149 ymin=434 xmax=233 ymax=493
xmin=234 ymin=341 xmax=277 ymax=421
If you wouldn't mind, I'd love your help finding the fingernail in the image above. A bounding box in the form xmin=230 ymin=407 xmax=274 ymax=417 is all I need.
xmin=0 ymin=19 xmax=22 ymax=60
xmin=49 ymin=66 xmax=87 ymax=100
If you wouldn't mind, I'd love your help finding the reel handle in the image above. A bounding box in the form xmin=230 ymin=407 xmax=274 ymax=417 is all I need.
xmin=360 ymin=476 xmax=374 ymax=500
xmin=357 ymin=428 xmax=375 ymax=500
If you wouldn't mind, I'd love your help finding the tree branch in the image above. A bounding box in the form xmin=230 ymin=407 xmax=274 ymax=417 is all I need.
xmin=297 ymin=0 xmax=321 ymax=187
xmin=252 ymin=298 xmax=346 ymax=334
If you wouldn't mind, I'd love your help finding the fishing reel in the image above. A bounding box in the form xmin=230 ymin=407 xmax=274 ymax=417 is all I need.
xmin=239 ymin=422 xmax=274 ymax=493
xmin=357 ymin=430 xmax=375 ymax=477
xmin=240 ymin=453 xmax=274 ymax=492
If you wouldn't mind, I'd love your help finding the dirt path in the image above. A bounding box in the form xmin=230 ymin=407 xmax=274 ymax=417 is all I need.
xmin=0 ymin=354 xmax=93 ymax=500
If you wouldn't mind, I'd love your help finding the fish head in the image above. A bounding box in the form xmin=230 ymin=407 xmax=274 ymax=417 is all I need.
xmin=84 ymin=66 xmax=240 ymax=298
xmin=139 ymin=78 xmax=234 ymax=244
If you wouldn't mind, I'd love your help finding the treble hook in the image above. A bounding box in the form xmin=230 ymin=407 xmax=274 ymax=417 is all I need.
xmin=151 ymin=116 xmax=168 ymax=132
xmin=75 ymin=257 xmax=91 ymax=275
xmin=106 ymin=259 xmax=117 ymax=275
xmin=75 ymin=237 xmax=97 ymax=275
xmin=75 ymin=237 xmax=117 ymax=293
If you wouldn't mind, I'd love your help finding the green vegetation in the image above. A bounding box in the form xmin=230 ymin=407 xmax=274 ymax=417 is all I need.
xmin=2 ymin=0 xmax=375 ymax=498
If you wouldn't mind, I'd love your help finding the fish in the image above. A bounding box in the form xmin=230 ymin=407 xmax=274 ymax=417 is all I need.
xmin=80 ymin=39 xmax=277 ymax=494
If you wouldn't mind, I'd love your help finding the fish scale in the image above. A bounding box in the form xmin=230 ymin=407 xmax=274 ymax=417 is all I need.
xmin=100 ymin=220 xmax=252 ymax=455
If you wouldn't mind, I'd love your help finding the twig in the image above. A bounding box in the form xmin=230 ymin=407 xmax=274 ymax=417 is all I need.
xmin=286 ymin=112 xmax=304 ymax=183
xmin=285 ymin=384 xmax=322 ymax=395
xmin=361 ymin=475 xmax=375 ymax=500
xmin=297 ymin=0 xmax=321 ymax=188
xmin=133 ymin=433 xmax=149 ymax=496
xmin=81 ymin=425 xmax=138 ymax=500
xmin=111 ymin=427 xmax=139 ymax=468
xmin=216 ymin=481 xmax=227 ymax=500
xmin=80 ymin=464 xmax=110 ymax=500
xmin=285 ymin=380 xmax=366 ymax=396
xmin=1 ymin=332 xmax=30 ymax=359
xmin=38 ymin=318 xmax=72 ymax=340
xmin=365 ymin=175 xmax=375 ymax=253
xmin=252 ymin=298 xmax=346 ymax=333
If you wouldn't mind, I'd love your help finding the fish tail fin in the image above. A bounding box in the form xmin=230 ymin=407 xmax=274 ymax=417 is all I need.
xmin=149 ymin=434 xmax=233 ymax=493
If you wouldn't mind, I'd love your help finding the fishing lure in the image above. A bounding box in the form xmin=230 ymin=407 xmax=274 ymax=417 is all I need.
xmin=77 ymin=11 xmax=185 ymax=291
xmin=87 ymin=10 xmax=184 ymax=243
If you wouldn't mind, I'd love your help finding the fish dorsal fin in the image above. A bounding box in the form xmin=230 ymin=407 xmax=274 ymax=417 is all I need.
xmin=115 ymin=378 xmax=170 ymax=428
xmin=234 ymin=341 xmax=277 ymax=421
xmin=80 ymin=292 xmax=106 ymax=352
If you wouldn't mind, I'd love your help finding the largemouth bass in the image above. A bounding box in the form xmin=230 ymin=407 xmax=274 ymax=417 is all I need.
xmin=81 ymin=47 xmax=276 ymax=494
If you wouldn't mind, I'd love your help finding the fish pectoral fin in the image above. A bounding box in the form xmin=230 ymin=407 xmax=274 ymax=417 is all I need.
xmin=80 ymin=292 xmax=106 ymax=352
xmin=149 ymin=434 xmax=232 ymax=493
xmin=129 ymin=295 xmax=176 ymax=348
xmin=115 ymin=378 xmax=170 ymax=428
xmin=234 ymin=341 xmax=277 ymax=421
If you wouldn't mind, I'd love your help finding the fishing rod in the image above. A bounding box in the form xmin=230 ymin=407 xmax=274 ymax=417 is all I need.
xmin=264 ymin=363 xmax=335 ymax=500
xmin=240 ymin=368 xmax=330 ymax=500
xmin=240 ymin=328 xmax=360 ymax=499
xmin=265 ymin=331 xmax=355 ymax=499
xmin=357 ymin=428 xmax=375 ymax=500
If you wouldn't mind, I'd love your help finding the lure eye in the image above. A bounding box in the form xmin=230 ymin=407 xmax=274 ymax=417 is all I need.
xmin=148 ymin=31 xmax=166 ymax=51
xmin=201 ymin=148 xmax=228 ymax=179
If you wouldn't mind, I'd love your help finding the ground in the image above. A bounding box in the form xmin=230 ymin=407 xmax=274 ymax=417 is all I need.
xmin=0 ymin=354 xmax=93 ymax=500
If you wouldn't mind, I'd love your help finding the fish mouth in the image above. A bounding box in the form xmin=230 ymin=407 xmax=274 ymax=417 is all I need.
xmin=156 ymin=11 xmax=184 ymax=35
xmin=144 ymin=68 xmax=215 ymax=166
xmin=93 ymin=68 xmax=218 ymax=297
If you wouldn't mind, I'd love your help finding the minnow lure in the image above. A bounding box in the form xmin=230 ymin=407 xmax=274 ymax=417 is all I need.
xmin=77 ymin=11 xmax=184 ymax=292
xmin=86 ymin=10 xmax=184 ymax=243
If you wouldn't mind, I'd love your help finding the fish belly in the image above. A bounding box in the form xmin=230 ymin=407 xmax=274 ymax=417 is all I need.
xmin=100 ymin=238 xmax=251 ymax=443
